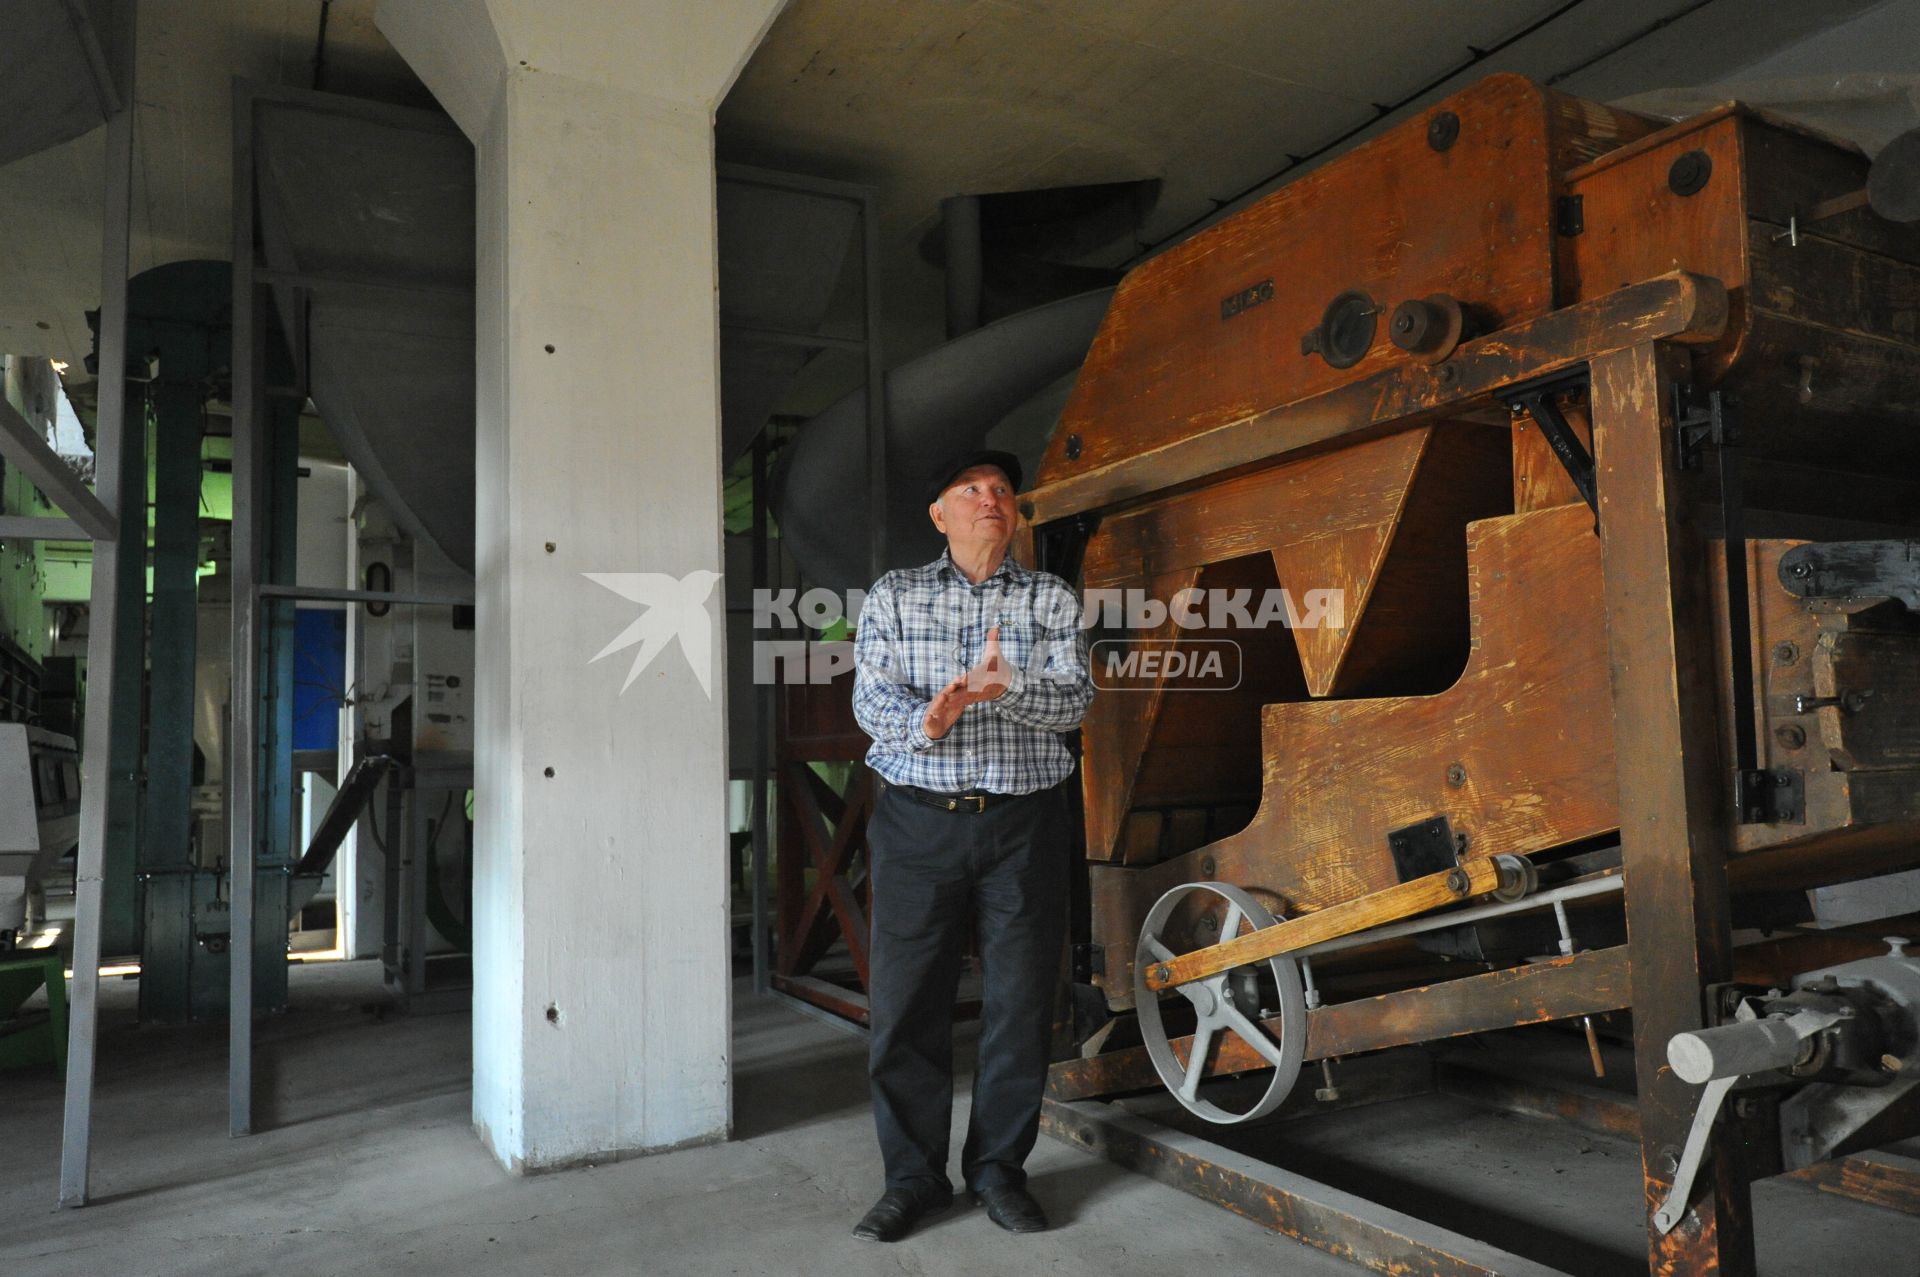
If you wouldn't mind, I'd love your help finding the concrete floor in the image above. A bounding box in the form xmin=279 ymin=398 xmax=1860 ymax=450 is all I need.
xmin=2 ymin=960 xmax=1363 ymax=1276
xmin=4 ymin=961 xmax=1917 ymax=1276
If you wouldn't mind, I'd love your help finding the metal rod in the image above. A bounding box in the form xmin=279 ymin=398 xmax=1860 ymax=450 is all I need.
xmin=1294 ymin=873 xmax=1624 ymax=961
xmin=57 ymin=0 xmax=121 ymax=117
xmin=749 ymin=430 xmax=771 ymax=998
xmin=716 ymin=161 xmax=874 ymax=203
xmin=257 ymin=583 xmax=472 ymax=608
xmin=254 ymin=266 xmax=470 ymax=300
xmin=227 ymin=79 xmax=261 ymax=1139
xmin=0 ymin=516 xmax=85 ymax=541
xmin=59 ymin=0 xmax=136 ymax=1209
xmin=1553 ymin=898 xmax=1576 ymax=955
xmin=720 ymin=322 xmax=866 ymax=353
xmin=861 ymin=192 xmax=887 ymax=581
xmin=0 ymin=397 xmax=116 ymax=541
xmin=408 ymin=774 xmax=429 ymax=997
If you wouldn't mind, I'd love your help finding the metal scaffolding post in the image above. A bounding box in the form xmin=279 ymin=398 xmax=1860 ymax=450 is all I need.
xmin=716 ymin=166 xmax=884 ymax=1003
xmin=227 ymin=77 xmax=264 ymax=1139
xmin=55 ymin=0 xmax=137 ymax=1209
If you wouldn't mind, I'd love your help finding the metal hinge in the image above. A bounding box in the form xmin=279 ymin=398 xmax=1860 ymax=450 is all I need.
xmin=1673 ymin=385 xmax=1735 ymax=471
xmin=1556 ymin=194 xmax=1584 ymax=237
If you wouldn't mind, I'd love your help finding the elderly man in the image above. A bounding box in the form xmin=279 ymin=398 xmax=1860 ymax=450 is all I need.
xmin=848 ymin=449 xmax=1094 ymax=1242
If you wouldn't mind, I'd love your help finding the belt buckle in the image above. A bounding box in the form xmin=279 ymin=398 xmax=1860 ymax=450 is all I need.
xmin=964 ymin=794 xmax=985 ymax=813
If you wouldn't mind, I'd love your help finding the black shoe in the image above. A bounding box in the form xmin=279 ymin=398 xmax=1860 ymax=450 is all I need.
xmin=851 ymin=1186 xmax=953 ymax=1242
xmin=973 ymin=1184 xmax=1048 ymax=1233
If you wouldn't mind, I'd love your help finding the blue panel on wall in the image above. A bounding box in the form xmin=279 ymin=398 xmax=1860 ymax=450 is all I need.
xmin=292 ymin=607 xmax=348 ymax=752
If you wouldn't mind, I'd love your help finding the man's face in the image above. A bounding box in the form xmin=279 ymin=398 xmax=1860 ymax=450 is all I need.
xmin=929 ymin=464 xmax=1018 ymax=551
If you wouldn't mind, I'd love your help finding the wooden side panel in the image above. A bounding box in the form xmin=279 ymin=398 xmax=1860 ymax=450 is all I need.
xmin=1323 ymin=423 xmax=1511 ymax=697
xmin=1547 ymin=88 xmax=1662 ymax=170
xmin=1090 ymin=503 xmax=1621 ymax=993
xmin=1560 ymin=112 xmax=1750 ymax=376
xmin=1221 ymin=503 xmax=1619 ymax=909
xmin=1039 ymin=74 xmax=1560 ymax=490
xmin=1078 ymin=565 xmax=1199 ymax=864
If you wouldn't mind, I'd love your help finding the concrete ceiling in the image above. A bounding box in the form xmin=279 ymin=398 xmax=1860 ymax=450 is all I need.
xmin=0 ymin=0 xmax=1900 ymax=389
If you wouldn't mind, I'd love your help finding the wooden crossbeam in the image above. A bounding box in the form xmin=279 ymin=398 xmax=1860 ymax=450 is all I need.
xmin=1023 ymin=271 xmax=1727 ymax=525
xmin=784 ymin=762 xmax=873 ymax=980
xmin=1142 ymin=858 xmax=1505 ymax=991
xmin=1042 ymin=1098 xmax=1565 ymax=1277
xmin=1051 ymin=946 xmax=1633 ymax=1103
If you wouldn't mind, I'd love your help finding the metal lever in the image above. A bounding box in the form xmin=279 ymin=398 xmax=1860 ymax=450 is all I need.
xmin=1793 ymin=689 xmax=1873 ymax=715
xmin=1655 ymin=1006 xmax=1844 ymax=1234
xmin=1653 ymin=1075 xmax=1739 ymax=1234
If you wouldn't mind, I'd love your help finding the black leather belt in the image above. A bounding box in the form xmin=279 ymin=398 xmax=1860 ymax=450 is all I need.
xmin=890 ymin=782 xmax=1013 ymax=813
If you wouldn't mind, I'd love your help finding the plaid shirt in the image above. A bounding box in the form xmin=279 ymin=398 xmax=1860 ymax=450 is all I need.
xmin=853 ymin=551 xmax=1093 ymax=795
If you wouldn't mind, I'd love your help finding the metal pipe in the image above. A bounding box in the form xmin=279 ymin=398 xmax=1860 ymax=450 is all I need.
xmin=749 ymin=431 xmax=771 ymax=998
xmin=1293 ymin=873 xmax=1624 ymax=961
xmin=227 ymin=80 xmax=262 ymax=1139
xmin=942 ymin=194 xmax=982 ymax=339
xmin=258 ymin=583 xmax=471 ymax=608
xmin=59 ymin=0 xmax=136 ymax=1209
xmin=861 ymin=192 xmax=887 ymax=582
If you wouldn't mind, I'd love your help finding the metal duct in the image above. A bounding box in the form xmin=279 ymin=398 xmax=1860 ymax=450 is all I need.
xmin=718 ymin=176 xmax=859 ymax=464
xmin=773 ymin=288 xmax=1113 ymax=596
xmin=0 ymin=0 xmax=119 ymax=168
xmin=252 ymin=94 xmax=476 ymax=574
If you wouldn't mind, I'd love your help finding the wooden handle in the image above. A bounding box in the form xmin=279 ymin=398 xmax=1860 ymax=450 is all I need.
xmin=1142 ymin=857 xmax=1507 ymax=992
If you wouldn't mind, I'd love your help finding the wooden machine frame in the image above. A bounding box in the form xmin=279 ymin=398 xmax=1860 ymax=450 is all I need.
xmin=1020 ymin=75 xmax=1920 ymax=1275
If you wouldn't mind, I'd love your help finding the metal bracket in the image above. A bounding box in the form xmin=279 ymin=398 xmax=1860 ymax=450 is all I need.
xmin=1673 ymin=384 xmax=1733 ymax=472
xmin=1735 ymin=767 xmax=1805 ymax=825
xmin=1071 ymin=941 xmax=1105 ymax=981
xmin=1674 ymin=385 xmax=1789 ymax=827
xmin=1778 ymin=540 xmax=1920 ymax=610
xmin=1497 ymin=367 xmax=1597 ymax=527
xmin=1385 ymin=815 xmax=1462 ymax=883
xmin=1555 ymin=194 xmax=1584 ymax=237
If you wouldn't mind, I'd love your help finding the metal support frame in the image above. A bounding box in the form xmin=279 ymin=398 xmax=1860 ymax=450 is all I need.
xmin=0 ymin=396 xmax=115 ymax=540
xmin=258 ymin=582 xmax=472 ymax=609
xmin=228 ymin=77 xmax=263 ymax=1139
xmin=57 ymin=0 xmax=135 ymax=1209
xmin=1497 ymin=366 xmax=1597 ymax=522
xmin=223 ymin=76 xmax=447 ymax=1136
xmin=717 ymin=164 xmax=887 ymax=1003
xmin=0 ymin=516 xmax=84 ymax=540
xmin=749 ymin=431 xmax=771 ymax=997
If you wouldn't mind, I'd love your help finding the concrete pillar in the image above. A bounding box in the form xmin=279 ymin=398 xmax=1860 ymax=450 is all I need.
xmin=377 ymin=0 xmax=786 ymax=1170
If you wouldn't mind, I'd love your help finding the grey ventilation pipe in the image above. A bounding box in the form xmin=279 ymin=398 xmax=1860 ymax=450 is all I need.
xmin=942 ymin=194 xmax=983 ymax=338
